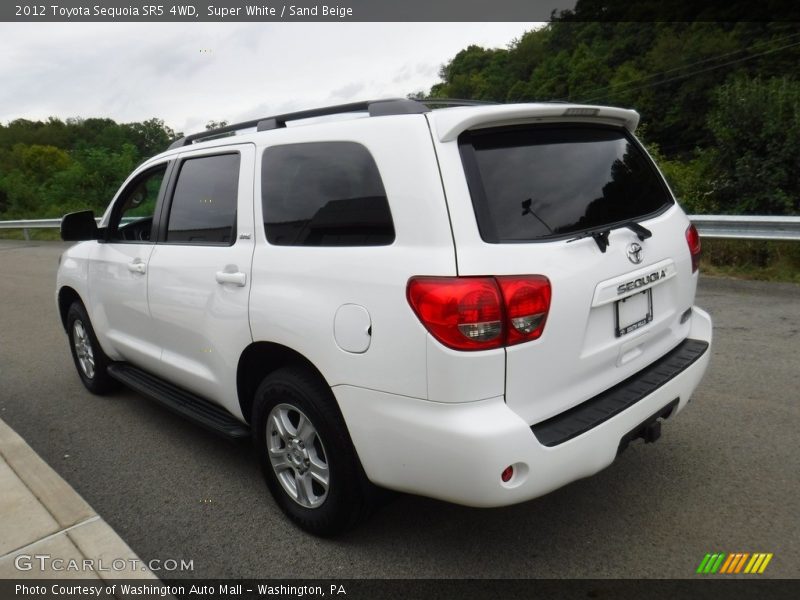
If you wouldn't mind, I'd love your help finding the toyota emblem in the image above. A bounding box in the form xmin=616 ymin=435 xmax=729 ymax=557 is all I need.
xmin=627 ymin=242 xmax=643 ymax=264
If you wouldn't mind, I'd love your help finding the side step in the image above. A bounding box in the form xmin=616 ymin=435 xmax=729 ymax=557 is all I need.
xmin=107 ymin=364 xmax=250 ymax=440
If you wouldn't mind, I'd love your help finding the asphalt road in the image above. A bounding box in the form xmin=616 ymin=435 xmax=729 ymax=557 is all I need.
xmin=1 ymin=240 xmax=798 ymax=579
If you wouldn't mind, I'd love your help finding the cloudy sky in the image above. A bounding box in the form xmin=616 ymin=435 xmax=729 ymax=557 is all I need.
xmin=0 ymin=23 xmax=542 ymax=135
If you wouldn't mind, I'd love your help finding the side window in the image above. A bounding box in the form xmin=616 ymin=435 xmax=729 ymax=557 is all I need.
xmin=262 ymin=142 xmax=394 ymax=246
xmin=108 ymin=165 xmax=166 ymax=242
xmin=166 ymin=153 xmax=240 ymax=245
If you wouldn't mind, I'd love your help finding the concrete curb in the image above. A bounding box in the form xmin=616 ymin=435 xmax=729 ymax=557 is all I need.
xmin=0 ymin=417 xmax=159 ymax=581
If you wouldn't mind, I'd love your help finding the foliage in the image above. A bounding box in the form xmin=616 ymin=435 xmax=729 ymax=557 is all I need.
xmin=700 ymin=239 xmax=800 ymax=284
xmin=705 ymin=77 xmax=800 ymax=214
xmin=205 ymin=120 xmax=229 ymax=130
xmin=0 ymin=117 xmax=177 ymax=219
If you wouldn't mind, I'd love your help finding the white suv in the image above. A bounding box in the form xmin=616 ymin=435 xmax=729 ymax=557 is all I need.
xmin=56 ymin=99 xmax=712 ymax=535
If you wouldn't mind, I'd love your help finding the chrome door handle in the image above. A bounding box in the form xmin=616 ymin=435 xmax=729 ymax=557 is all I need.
xmin=127 ymin=259 xmax=146 ymax=274
xmin=215 ymin=270 xmax=246 ymax=287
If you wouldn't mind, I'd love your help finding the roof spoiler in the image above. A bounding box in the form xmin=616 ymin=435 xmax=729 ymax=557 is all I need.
xmin=431 ymin=104 xmax=641 ymax=142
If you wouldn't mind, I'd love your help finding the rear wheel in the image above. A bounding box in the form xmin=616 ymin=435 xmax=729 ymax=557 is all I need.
xmin=66 ymin=302 xmax=118 ymax=394
xmin=252 ymin=366 xmax=372 ymax=536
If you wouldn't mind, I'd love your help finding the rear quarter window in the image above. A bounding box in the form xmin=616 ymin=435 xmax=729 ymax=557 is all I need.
xmin=459 ymin=125 xmax=674 ymax=243
xmin=261 ymin=141 xmax=394 ymax=247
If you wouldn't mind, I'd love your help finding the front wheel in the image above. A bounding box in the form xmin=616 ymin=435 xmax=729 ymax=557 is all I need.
xmin=252 ymin=367 xmax=372 ymax=536
xmin=66 ymin=301 xmax=118 ymax=394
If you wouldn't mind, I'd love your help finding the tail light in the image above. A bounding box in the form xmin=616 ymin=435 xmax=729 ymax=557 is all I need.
xmin=685 ymin=224 xmax=701 ymax=273
xmin=406 ymin=275 xmax=551 ymax=351
xmin=497 ymin=276 xmax=551 ymax=346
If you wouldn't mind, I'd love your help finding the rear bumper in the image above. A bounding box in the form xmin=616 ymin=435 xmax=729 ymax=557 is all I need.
xmin=335 ymin=306 xmax=712 ymax=507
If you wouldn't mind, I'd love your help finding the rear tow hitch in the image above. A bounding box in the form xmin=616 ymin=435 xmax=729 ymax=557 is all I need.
xmin=617 ymin=398 xmax=677 ymax=455
xmin=643 ymin=420 xmax=661 ymax=444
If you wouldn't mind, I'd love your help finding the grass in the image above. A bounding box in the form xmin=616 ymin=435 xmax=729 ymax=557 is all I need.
xmin=0 ymin=228 xmax=62 ymax=241
xmin=700 ymin=239 xmax=800 ymax=284
xmin=1 ymin=229 xmax=797 ymax=283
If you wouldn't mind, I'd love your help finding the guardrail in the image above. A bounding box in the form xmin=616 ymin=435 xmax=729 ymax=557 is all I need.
xmin=689 ymin=215 xmax=800 ymax=241
xmin=1 ymin=215 xmax=800 ymax=241
xmin=0 ymin=217 xmax=100 ymax=240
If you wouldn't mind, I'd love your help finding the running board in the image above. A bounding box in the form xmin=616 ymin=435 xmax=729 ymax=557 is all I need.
xmin=107 ymin=364 xmax=250 ymax=440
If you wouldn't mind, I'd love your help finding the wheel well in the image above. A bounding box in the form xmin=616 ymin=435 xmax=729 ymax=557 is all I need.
xmin=57 ymin=287 xmax=82 ymax=332
xmin=237 ymin=342 xmax=330 ymax=424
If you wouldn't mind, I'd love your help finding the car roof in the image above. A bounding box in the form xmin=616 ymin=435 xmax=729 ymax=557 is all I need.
xmin=150 ymin=99 xmax=640 ymax=164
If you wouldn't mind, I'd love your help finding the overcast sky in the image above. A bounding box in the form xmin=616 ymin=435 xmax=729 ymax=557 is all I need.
xmin=0 ymin=23 xmax=542 ymax=135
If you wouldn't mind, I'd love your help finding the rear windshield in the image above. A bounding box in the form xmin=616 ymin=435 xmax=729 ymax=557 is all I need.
xmin=459 ymin=125 xmax=673 ymax=243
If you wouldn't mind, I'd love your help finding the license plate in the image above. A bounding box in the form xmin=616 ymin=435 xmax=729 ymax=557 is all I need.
xmin=615 ymin=289 xmax=653 ymax=337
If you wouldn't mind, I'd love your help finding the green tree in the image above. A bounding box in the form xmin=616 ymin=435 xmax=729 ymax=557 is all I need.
xmin=126 ymin=118 xmax=178 ymax=158
xmin=705 ymin=77 xmax=800 ymax=214
xmin=0 ymin=144 xmax=74 ymax=216
xmin=0 ymin=116 xmax=179 ymax=218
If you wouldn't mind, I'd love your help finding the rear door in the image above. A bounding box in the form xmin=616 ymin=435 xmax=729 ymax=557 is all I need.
xmin=435 ymin=120 xmax=698 ymax=426
xmin=146 ymin=144 xmax=255 ymax=414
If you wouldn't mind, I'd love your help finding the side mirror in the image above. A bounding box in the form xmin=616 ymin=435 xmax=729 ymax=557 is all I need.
xmin=61 ymin=211 xmax=99 ymax=241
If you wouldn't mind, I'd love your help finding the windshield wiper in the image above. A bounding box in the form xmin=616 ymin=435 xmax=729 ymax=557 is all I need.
xmin=624 ymin=221 xmax=652 ymax=241
xmin=567 ymin=228 xmax=611 ymax=252
xmin=566 ymin=221 xmax=653 ymax=253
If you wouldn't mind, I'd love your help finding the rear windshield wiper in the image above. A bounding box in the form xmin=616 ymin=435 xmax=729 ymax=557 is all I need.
xmin=567 ymin=228 xmax=612 ymax=252
xmin=567 ymin=221 xmax=652 ymax=253
xmin=625 ymin=221 xmax=652 ymax=241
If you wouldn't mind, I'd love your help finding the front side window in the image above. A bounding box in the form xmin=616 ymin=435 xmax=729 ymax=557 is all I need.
xmin=459 ymin=125 xmax=674 ymax=243
xmin=166 ymin=153 xmax=240 ymax=245
xmin=108 ymin=165 xmax=166 ymax=242
xmin=261 ymin=142 xmax=394 ymax=246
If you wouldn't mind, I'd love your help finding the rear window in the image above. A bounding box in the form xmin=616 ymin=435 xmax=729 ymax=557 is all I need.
xmin=459 ymin=125 xmax=673 ymax=243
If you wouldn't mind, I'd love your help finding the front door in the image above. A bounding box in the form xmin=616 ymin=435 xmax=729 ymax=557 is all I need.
xmin=88 ymin=162 xmax=169 ymax=372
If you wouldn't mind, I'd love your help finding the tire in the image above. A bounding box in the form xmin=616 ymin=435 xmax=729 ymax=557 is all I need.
xmin=252 ymin=366 xmax=372 ymax=536
xmin=66 ymin=301 xmax=119 ymax=395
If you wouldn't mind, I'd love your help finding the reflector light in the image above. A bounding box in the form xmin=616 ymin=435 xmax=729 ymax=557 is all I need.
xmin=685 ymin=224 xmax=702 ymax=273
xmin=501 ymin=466 xmax=514 ymax=482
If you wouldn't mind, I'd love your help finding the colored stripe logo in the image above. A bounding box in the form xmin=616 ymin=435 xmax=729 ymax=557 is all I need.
xmin=696 ymin=552 xmax=773 ymax=574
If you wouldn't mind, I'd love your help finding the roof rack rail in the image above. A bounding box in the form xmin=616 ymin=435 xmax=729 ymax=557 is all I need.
xmin=419 ymin=98 xmax=501 ymax=107
xmin=167 ymin=98 xmax=429 ymax=150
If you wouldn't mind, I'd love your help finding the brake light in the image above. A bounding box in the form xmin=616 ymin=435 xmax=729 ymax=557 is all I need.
xmin=685 ymin=224 xmax=701 ymax=273
xmin=406 ymin=276 xmax=551 ymax=351
xmin=406 ymin=277 xmax=503 ymax=350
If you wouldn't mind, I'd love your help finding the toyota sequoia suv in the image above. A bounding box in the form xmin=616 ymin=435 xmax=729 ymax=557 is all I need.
xmin=56 ymin=99 xmax=712 ymax=535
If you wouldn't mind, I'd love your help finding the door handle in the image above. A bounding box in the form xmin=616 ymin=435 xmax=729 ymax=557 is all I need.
xmin=215 ymin=270 xmax=246 ymax=287
xmin=127 ymin=259 xmax=146 ymax=274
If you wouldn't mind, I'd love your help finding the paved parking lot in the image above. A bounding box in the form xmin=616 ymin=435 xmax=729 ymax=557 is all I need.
xmin=1 ymin=240 xmax=798 ymax=578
